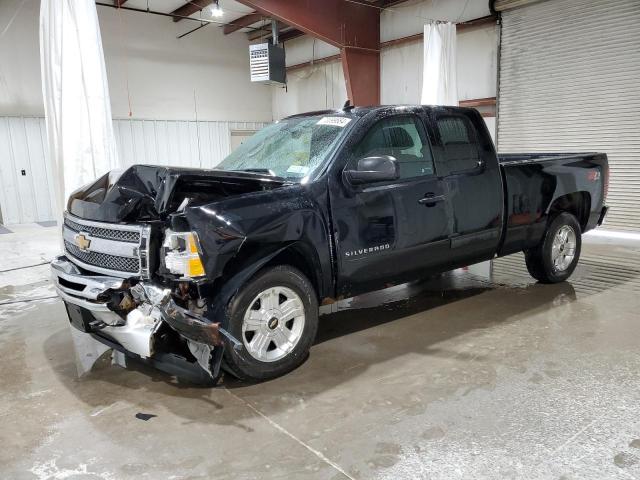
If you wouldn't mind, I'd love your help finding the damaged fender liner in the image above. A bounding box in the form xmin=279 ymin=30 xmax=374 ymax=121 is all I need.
xmin=89 ymin=331 xmax=219 ymax=385
xmin=162 ymin=300 xmax=242 ymax=353
xmin=134 ymin=286 xmax=243 ymax=382
xmin=66 ymin=280 xmax=244 ymax=384
xmin=86 ymin=292 xmax=243 ymax=385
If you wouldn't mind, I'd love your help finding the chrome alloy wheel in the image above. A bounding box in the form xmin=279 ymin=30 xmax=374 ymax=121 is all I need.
xmin=241 ymin=286 xmax=306 ymax=362
xmin=551 ymin=225 xmax=577 ymax=272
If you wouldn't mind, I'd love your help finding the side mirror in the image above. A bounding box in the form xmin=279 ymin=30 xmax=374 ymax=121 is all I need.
xmin=345 ymin=155 xmax=400 ymax=185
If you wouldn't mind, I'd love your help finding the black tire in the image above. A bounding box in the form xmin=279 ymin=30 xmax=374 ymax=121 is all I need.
xmin=525 ymin=212 xmax=582 ymax=284
xmin=222 ymin=265 xmax=318 ymax=381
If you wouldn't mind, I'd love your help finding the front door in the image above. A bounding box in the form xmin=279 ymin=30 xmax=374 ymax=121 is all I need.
xmin=329 ymin=113 xmax=452 ymax=297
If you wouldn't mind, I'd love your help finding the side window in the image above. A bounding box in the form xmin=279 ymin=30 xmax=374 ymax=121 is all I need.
xmin=436 ymin=115 xmax=481 ymax=173
xmin=353 ymin=116 xmax=435 ymax=180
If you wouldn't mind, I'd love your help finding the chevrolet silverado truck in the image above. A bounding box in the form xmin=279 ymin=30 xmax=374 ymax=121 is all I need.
xmin=51 ymin=105 xmax=609 ymax=383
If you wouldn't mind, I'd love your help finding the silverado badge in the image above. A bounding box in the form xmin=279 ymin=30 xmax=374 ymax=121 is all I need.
xmin=74 ymin=233 xmax=92 ymax=252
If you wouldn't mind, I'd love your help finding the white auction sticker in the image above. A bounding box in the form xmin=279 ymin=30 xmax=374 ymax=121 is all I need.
xmin=316 ymin=117 xmax=352 ymax=127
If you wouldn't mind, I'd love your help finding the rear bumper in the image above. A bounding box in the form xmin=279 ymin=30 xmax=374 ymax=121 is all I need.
xmin=51 ymin=255 xmax=240 ymax=383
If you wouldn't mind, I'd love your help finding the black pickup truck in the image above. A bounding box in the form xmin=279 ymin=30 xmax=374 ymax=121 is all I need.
xmin=51 ymin=105 xmax=609 ymax=383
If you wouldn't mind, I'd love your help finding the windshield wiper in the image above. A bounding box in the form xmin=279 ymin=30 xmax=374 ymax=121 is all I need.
xmin=240 ymin=168 xmax=277 ymax=176
xmin=228 ymin=169 xmax=292 ymax=183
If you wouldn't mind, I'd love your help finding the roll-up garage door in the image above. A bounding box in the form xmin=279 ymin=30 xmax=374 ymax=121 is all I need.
xmin=497 ymin=0 xmax=640 ymax=231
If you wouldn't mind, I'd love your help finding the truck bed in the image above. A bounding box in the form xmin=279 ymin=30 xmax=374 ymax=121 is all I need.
xmin=497 ymin=151 xmax=608 ymax=257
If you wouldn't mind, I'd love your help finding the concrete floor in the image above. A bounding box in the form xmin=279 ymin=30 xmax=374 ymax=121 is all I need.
xmin=2 ymin=224 xmax=640 ymax=480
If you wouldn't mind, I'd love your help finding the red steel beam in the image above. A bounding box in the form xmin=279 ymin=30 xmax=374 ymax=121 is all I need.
xmin=287 ymin=54 xmax=342 ymax=73
xmin=287 ymin=14 xmax=497 ymax=70
xmin=381 ymin=0 xmax=413 ymax=6
xmin=459 ymin=97 xmax=496 ymax=107
xmin=277 ymin=28 xmax=304 ymax=43
xmin=235 ymin=0 xmax=380 ymax=105
xmin=234 ymin=0 xmax=379 ymax=50
xmin=380 ymin=15 xmax=498 ymax=49
xmin=248 ymin=26 xmax=304 ymax=42
xmin=246 ymin=21 xmax=287 ymax=41
xmin=223 ymin=12 xmax=263 ymax=34
xmin=341 ymin=48 xmax=380 ymax=107
xmin=171 ymin=0 xmax=213 ymax=22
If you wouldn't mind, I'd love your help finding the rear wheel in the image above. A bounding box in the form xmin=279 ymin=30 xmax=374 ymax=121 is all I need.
xmin=525 ymin=212 xmax=582 ymax=283
xmin=222 ymin=265 xmax=318 ymax=381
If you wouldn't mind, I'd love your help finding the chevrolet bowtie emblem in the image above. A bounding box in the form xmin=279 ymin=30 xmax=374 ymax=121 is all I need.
xmin=74 ymin=233 xmax=91 ymax=252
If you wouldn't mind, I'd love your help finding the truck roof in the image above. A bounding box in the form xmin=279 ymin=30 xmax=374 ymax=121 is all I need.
xmin=282 ymin=104 xmax=478 ymax=121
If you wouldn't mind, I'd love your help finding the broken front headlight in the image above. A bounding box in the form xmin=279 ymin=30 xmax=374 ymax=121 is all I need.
xmin=162 ymin=230 xmax=205 ymax=279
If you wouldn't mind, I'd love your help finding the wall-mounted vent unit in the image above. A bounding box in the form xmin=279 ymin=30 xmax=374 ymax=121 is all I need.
xmin=250 ymin=43 xmax=286 ymax=85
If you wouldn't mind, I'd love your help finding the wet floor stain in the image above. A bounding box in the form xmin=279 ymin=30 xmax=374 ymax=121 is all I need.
xmin=614 ymin=452 xmax=638 ymax=468
xmin=421 ymin=426 xmax=445 ymax=441
xmin=528 ymin=372 xmax=544 ymax=384
xmin=368 ymin=442 xmax=402 ymax=469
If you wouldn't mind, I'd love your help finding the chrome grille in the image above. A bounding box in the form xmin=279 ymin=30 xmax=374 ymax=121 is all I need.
xmin=64 ymin=241 xmax=140 ymax=273
xmin=63 ymin=213 xmax=150 ymax=278
xmin=64 ymin=217 xmax=140 ymax=243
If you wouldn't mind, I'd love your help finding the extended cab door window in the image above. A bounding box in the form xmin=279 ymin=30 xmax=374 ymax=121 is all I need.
xmin=352 ymin=116 xmax=436 ymax=180
xmin=435 ymin=115 xmax=482 ymax=175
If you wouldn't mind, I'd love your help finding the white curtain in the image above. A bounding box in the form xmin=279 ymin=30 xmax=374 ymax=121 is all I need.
xmin=421 ymin=22 xmax=458 ymax=106
xmin=39 ymin=0 xmax=119 ymax=216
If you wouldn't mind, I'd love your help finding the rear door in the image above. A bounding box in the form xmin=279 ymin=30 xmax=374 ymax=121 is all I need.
xmin=329 ymin=113 xmax=452 ymax=297
xmin=428 ymin=109 xmax=503 ymax=263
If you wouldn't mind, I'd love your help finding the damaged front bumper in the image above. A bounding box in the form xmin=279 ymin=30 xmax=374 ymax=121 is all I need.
xmin=51 ymin=255 xmax=240 ymax=383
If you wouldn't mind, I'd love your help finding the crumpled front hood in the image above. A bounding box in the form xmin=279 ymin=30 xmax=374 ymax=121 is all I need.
xmin=67 ymin=164 xmax=287 ymax=223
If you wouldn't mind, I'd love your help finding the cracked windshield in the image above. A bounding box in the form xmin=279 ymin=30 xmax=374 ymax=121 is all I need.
xmin=217 ymin=115 xmax=353 ymax=181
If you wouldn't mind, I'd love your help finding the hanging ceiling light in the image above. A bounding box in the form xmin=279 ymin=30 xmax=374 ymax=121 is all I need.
xmin=210 ymin=0 xmax=224 ymax=18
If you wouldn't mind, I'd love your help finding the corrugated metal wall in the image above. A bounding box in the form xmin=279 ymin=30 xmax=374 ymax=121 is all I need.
xmin=498 ymin=0 xmax=640 ymax=231
xmin=113 ymin=119 xmax=267 ymax=169
xmin=0 ymin=117 xmax=56 ymax=224
xmin=0 ymin=117 xmax=267 ymax=224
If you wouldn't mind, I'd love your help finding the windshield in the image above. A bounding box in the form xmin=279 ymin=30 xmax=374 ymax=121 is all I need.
xmin=217 ymin=114 xmax=354 ymax=181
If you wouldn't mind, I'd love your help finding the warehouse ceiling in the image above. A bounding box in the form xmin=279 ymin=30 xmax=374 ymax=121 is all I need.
xmin=101 ymin=0 xmax=406 ymax=43
xmin=99 ymin=0 xmax=411 ymax=105
xmin=100 ymin=0 xmax=299 ymax=41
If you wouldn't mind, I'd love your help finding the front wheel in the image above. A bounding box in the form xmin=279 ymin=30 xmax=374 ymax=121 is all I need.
xmin=525 ymin=212 xmax=582 ymax=283
xmin=222 ymin=265 xmax=318 ymax=381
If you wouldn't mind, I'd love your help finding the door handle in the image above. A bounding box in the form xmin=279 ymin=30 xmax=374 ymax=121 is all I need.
xmin=418 ymin=193 xmax=446 ymax=206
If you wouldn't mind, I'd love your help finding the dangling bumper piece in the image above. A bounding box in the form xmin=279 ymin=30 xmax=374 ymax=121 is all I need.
xmin=51 ymin=255 xmax=241 ymax=384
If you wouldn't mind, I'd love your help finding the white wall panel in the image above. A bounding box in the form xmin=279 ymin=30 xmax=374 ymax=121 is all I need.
xmin=456 ymin=26 xmax=498 ymax=101
xmin=0 ymin=116 xmax=268 ymax=224
xmin=0 ymin=117 xmax=55 ymax=224
xmin=0 ymin=118 xmax=21 ymax=224
xmin=282 ymin=36 xmax=340 ymax=67
xmin=381 ymin=0 xmax=490 ymax=42
xmin=381 ymin=25 xmax=497 ymax=105
xmin=381 ymin=42 xmax=423 ymax=105
xmin=0 ymin=0 xmax=273 ymax=122
xmin=272 ymin=62 xmax=347 ymax=120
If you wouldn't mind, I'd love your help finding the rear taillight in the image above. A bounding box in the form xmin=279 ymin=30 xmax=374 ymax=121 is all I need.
xmin=603 ymin=164 xmax=609 ymax=201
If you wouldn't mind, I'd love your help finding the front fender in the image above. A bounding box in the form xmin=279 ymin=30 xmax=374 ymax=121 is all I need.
xmin=206 ymin=244 xmax=292 ymax=325
xmin=184 ymin=184 xmax=332 ymax=297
